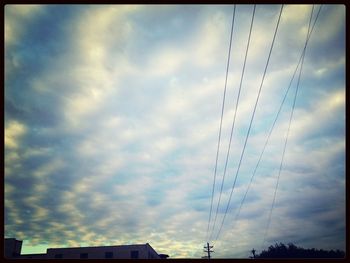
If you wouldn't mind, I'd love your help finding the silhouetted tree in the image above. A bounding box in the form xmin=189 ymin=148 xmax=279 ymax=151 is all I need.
xmin=255 ymin=243 xmax=345 ymax=258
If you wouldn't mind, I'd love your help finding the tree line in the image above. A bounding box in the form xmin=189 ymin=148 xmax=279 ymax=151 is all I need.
xmin=251 ymin=243 xmax=345 ymax=258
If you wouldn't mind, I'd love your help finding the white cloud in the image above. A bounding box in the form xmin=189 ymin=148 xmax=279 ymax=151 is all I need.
xmin=5 ymin=4 xmax=345 ymax=259
xmin=60 ymin=6 xmax=142 ymax=130
xmin=5 ymin=120 xmax=27 ymax=149
xmin=288 ymin=88 xmax=345 ymax=141
xmin=282 ymin=5 xmax=311 ymax=23
xmin=32 ymin=158 xmax=65 ymax=178
xmin=147 ymin=47 xmax=187 ymax=76
xmin=192 ymin=10 xmax=229 ymax=68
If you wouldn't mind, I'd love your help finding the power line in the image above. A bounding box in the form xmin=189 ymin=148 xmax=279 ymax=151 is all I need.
xmin=230 ymin=52 xmax=306 ymax=232
xmin=261 ymin=5 xmax=321 ymax=249
xmin=206 ymin=5 xmax=236 ymax=243
xmin=213 ymin=4 xmax=284 ymax=243
xmin=209 ymin=4 xmax=256 ymax=242
xmin=231 ymin=4 xmax=323 ymax=234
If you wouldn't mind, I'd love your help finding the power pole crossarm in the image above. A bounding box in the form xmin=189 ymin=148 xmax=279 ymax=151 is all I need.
xmin=203 ymin=243 xmax=214 ymax=259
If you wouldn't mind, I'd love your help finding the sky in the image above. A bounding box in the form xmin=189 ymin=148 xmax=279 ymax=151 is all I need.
xmin=4 ymin=4 xmax=345 ymax=258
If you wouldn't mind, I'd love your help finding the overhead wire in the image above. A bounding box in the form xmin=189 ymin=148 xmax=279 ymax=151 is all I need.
xmin=231 ymin=4 xmax=323 ymax=234
xmin=206 ymin=5 xmax=236 ymax=243
xmin=213 ymin=4 xmax=284 ymax=243
xmin=209 ymin=4 xmax=256 ymax=242
xmin=261 ymin=5 xmax=321 ymax=249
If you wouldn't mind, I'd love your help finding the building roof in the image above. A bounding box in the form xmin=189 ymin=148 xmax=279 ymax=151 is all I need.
xmin=47 ymin=243 xmax=150 ymax=250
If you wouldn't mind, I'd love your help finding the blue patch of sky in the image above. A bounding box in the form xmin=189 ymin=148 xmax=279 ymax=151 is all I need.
xmin=145 ymin=187 xmax=165 ymax=207
xmin=5 ymin=79 xmax=63 ymax=131
xmin=188 ymin=197 xmax=209 ymax=213
xmin=306 ymin=45 xmax=344 ymax=74
xmin=303 ymin=124 xmax=344 ymax=145
xmin=33 ymin=6 xmax=85 ymax=52
xmin=16 ymin=103 xmax=62 ymax=128
xmin=108 ymin=170 xmax=138 ymax=186
xmin=154 ymin=162 xmax=181 ymax=180
xmin=5 ymin=170 xmax=37 ymax=190
xmin=287 ymin=199 xmax=332 ymax=220
xmin=5 ymin=6 xmax=83 ymax=114
xmin=329 ymin=153 xmax=345 ymax=178
xmin=118 ymin=7 xmax=201 ymax=72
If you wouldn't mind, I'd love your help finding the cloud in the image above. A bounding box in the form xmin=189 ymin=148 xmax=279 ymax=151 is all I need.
xmin=311 ymin=5 xmax=345 ymax=44
xmin=5 ymin=120 xmax=27 ymax=149
xmin=5 ymin=5 xmax=44 ymax=46
xmin=32 ymin=158 xmax=65 ymax=179
xmin=5 ymin=4 xmax=345 ymax=259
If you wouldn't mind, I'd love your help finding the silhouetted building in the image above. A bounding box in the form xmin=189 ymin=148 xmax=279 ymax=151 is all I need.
xmin=5 ymin=238 xmax=167 ymax=259
xmin=4 ymin=238 xmax=22 ymax=258
xmin=20 ymin=253 xmax=47 ymax=259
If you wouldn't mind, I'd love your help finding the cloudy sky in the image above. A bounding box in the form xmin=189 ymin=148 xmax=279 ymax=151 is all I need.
xmin=4 ymin=4 xmax=345 ymax=258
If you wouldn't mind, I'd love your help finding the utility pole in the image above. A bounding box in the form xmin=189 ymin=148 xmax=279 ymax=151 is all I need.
xmin=251 ymin=248 xmax=256 ymax=259
xmin=203 ymin=242 xmax=214 ymax=259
